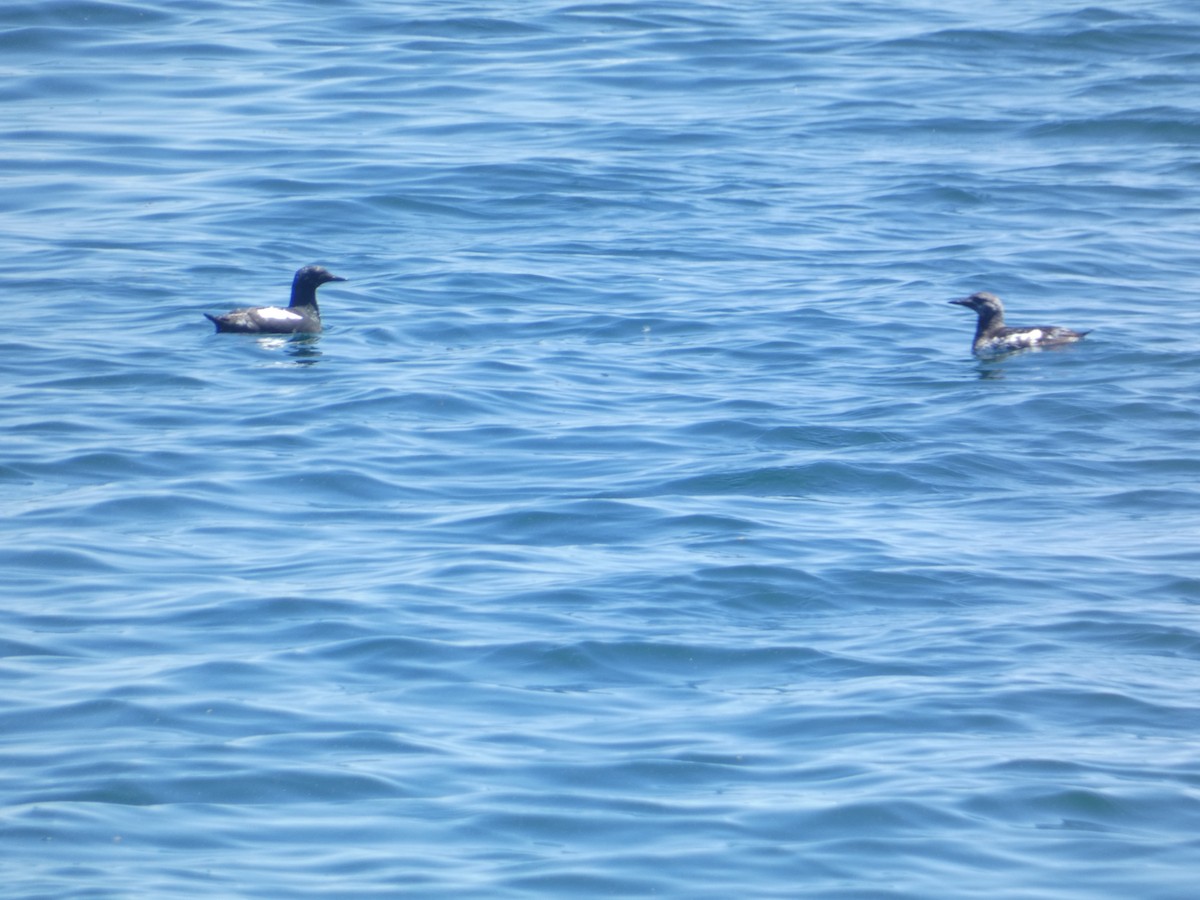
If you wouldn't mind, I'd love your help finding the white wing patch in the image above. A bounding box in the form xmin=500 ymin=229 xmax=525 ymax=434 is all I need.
xmin=256 ymin=307 xmax=304 ymax=322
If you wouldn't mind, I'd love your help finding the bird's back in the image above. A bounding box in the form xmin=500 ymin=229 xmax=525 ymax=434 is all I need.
xmin=205 ymin=305 xmax=320 ymax=334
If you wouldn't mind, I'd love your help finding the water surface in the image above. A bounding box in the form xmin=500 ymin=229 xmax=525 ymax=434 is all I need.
xmin=3 ymin=1 xmax=1200 ymax=897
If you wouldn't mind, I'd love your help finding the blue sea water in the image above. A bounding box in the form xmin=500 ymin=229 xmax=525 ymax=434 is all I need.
xmin=3 ymin=0 xmax=1200 ymax=896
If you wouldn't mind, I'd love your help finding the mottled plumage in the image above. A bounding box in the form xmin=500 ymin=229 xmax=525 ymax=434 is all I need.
xmin=950 ymin=291 xmax=1089 ymax=357
xmin=206 ymin=265 xmax=346 ymax=334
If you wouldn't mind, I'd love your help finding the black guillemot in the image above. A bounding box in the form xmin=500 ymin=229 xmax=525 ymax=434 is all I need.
xmin=950 ymin=291 xmax=1089 ymax=357
xmin=205 ymin=265 xmax=346 ymax=334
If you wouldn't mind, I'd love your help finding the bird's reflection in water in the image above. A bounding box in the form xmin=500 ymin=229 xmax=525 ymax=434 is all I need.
xmin=256 ymin=333 xmax=322 ymax=365
xmin=976 ymin=361 xmax=1006 ymax=381
xmin=973 ymin=340 xmax=1087 ymax=380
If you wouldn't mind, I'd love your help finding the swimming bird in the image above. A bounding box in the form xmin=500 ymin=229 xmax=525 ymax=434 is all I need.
xmin=205 ymin=265 xmax=346 ymax=334
xmin=949 ymin=291 xmax=1089 ymax=357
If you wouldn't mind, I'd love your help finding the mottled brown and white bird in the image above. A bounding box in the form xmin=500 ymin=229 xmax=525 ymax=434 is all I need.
xmin=950 ymin=291 xmax=1089 ymax=357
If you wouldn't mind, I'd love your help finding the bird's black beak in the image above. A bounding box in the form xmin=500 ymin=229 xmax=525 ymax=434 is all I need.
xmin=948 ymin=297 xmax=969 ymax=306
xmin=330 ymin=275 xmax=348 ymax=282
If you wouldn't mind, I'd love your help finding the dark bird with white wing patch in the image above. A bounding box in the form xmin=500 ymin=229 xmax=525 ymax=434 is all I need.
xmin=205 ymin=265 xmax=346 ymax=334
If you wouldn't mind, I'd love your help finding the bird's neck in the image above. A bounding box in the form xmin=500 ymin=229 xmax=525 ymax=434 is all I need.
xmin=289 ymin=282 xmax=319 ymax=310
xmin=975 ymin=307 xmax=1004 ymax=338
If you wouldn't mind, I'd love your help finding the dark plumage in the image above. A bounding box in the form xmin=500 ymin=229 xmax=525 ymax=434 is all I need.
xmin=949 ymin=291 xmax=1089 ymax=357
xmin=205 ymin=265 xmax=346 ymax=334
